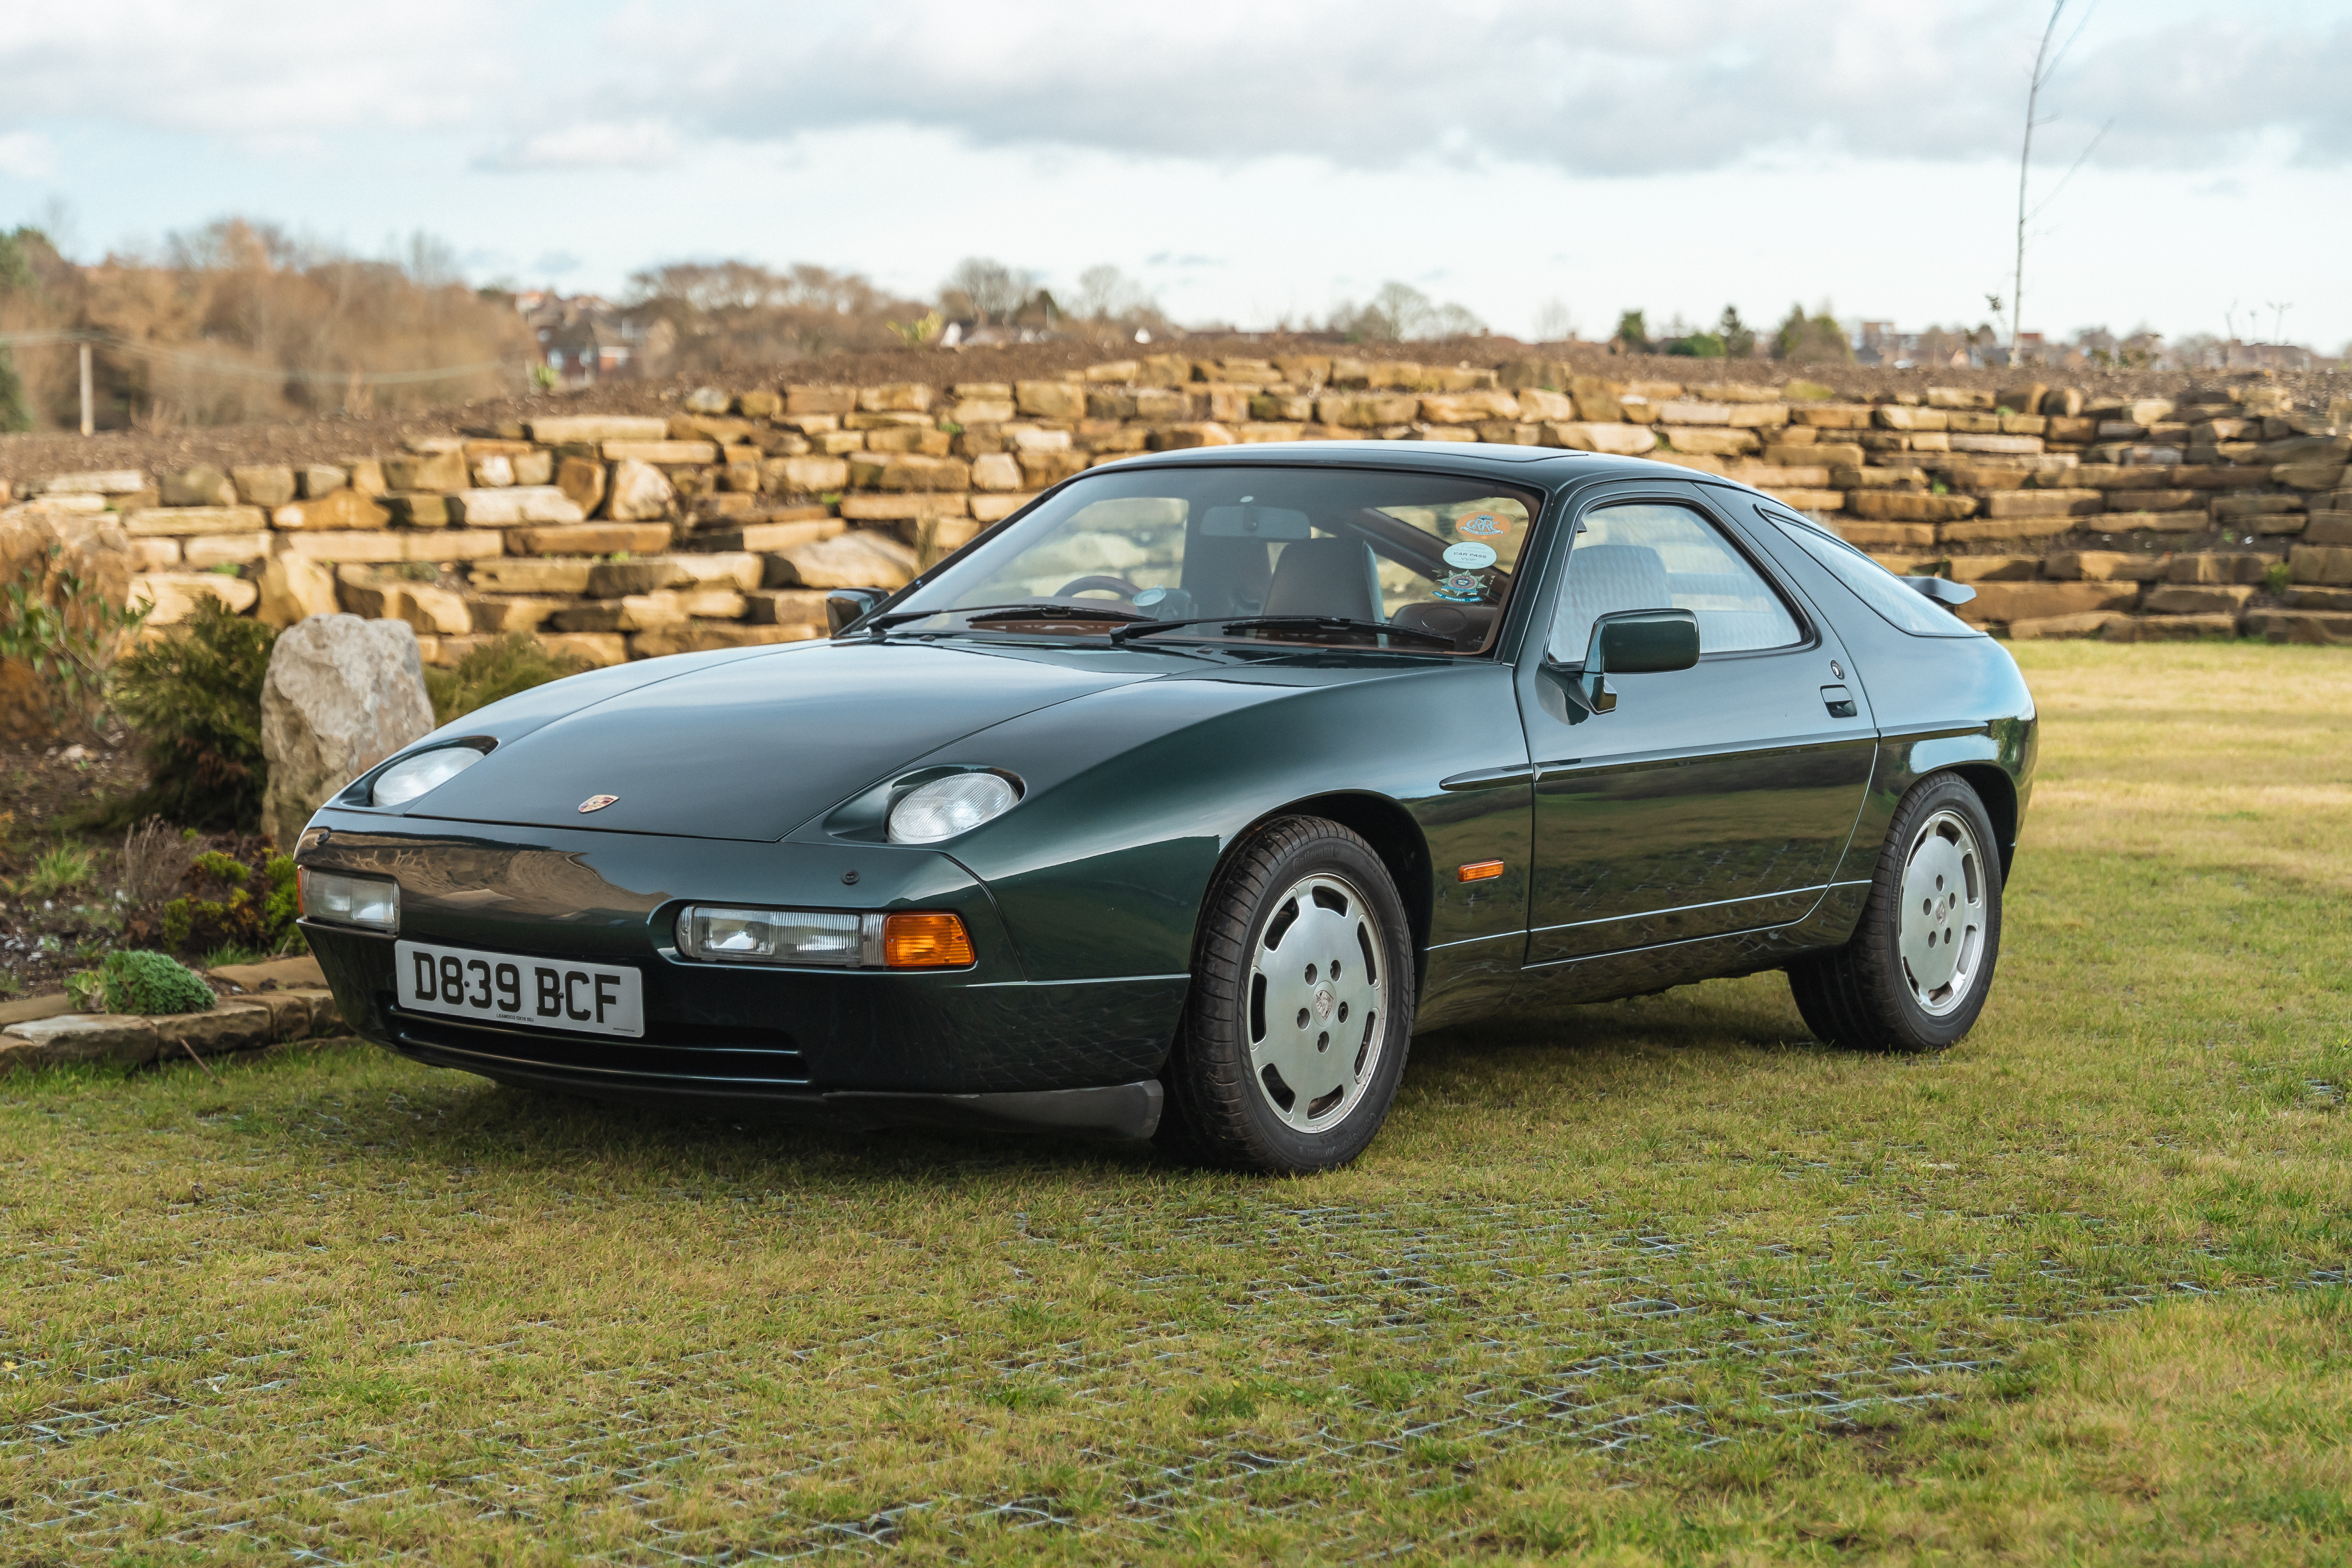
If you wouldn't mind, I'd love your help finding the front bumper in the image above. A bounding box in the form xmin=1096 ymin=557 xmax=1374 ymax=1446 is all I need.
xmin=298 ymin=812 xmax=1188 ymax=1130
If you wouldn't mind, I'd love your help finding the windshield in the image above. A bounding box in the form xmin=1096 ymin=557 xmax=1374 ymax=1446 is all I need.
xmin=878 ymin=464 xmax=1541 ymax=652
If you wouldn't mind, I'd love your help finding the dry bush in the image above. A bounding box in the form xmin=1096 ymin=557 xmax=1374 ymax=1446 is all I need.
xmin=120 ymin=816 xmax=196 ymax=905
xmin=627 ymin=260 xmax=927 ymax=374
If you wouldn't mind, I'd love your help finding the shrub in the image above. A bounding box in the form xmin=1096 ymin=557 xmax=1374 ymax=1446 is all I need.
xmin=160 ymin=847 xmax=301 ymax=957
xmin=425 ymin=632 xmax=588 ymax=725
xmin=0 ymin=544 xmax=149 ymax=734
xmin=120 ymin=817 xmax=197 ymax=905
xmin=12 ymin=842 xmax=95 ymax=898
xmin=102 ymin=598 xmax=276 ymax=829
xmin=100 ymin=949 xmax=215 ymax=1014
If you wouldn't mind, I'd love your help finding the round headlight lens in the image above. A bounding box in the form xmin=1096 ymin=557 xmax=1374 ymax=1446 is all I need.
xmin=372 ymin=745 xmax=485 ymax=806
xmin=887 ymin=772 xmax=1019 ymax=844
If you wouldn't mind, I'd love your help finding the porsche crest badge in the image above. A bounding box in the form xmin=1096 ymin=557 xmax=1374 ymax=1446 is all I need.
xmin=577 ymin=794 xmax=619 ymax=813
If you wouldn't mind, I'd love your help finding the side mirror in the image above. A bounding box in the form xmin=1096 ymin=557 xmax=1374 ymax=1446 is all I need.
xmin=1572 ymin=608 xmax=1698 ymax=714
xmin=1901 ymin=575 xmax=1976 ymax=610
xmin=826 ymin=587 xmax=891 ymax=635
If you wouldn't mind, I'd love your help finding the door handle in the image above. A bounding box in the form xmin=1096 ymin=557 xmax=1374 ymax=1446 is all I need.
xmin=1820 ymin=684 xmax=1858 ymax=718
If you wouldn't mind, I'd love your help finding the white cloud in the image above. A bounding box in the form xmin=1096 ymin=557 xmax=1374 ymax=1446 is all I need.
xmin=478 ymin=118 xmax=683 ymax=172
xmin=0 ymin=129 xmax=55 ymax=178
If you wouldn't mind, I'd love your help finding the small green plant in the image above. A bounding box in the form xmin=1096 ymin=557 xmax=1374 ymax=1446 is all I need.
xmin=531 ymin=363 xmax=558 ymax=390
xmin=885 ymin=309 xmax=943 ymax=348
xmin=2264 ymin=561 xmax=2293 ymax=596
xmin=100 ymin=598 xmax=277 ymax=830
xmin=203 ymin=942 xmax=268 ymax=969
xmin=1931 ymin=479 xmax=1952 ymax=495
xmin=424 ymin=633 xmax=590 ymax=725
xmin=97 ymin=949 xmax=215 ymax=1015
xmin=65 ymin=969 xmax=105 ymax=1010
xmin=0 ymin=545 xmax=151 ymax=735
xmin=395 ymin=560 xmax=440 ymax=582
xmin=189 ymin=850 xmax=249 ymax=886
xmin=13 ymin=841 xmax=96 ymax=898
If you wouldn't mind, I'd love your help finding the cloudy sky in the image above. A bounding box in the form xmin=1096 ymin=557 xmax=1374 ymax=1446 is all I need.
xmin=3 ymin=0 xmax=2349 ymax=348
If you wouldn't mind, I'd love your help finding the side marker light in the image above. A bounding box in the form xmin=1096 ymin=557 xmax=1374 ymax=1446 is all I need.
xmin=1457 ymin=860 xmax=1505 ymax=882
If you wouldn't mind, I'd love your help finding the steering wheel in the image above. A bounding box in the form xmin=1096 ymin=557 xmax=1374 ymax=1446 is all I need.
xmin=1054 ymin=575 xmax=1144 ymax=600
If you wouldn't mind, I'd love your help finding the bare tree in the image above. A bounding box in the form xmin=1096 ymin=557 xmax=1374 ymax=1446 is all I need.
xmin=2009 ymin=1 xmax=2108 ymax=363
xmin=939 ymin=257 xmax=1034 ymax=324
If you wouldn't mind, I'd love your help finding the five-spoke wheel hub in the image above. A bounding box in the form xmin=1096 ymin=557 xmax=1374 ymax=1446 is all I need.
xmin=1897 ymin=808 xmax=1985 ymax=1016
xmin=1247 ymin=872 xmax=1385 ymax=1132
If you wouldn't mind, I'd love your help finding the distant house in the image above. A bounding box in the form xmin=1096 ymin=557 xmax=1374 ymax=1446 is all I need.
xmin=518 ymin=293 xmax=651 ymax=384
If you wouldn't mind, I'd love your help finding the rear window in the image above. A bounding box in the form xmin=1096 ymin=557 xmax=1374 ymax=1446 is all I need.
xmin=1759 ymin=508 xmax=1983 ymax=639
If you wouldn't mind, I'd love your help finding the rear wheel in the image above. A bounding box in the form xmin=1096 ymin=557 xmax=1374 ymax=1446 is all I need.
xmin=1787 ymin=773 xmax=2003 ymax=1052
xmin=1160 ymin=817 xmax=1415 ymax=1172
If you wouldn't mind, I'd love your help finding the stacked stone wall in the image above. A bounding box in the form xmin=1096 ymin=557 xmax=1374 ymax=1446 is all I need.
xmin=5 ymin=351 xmax=2350 ymax=652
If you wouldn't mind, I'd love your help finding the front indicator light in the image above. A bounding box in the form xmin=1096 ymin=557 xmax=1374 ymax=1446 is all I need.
xmin=672 ymin=907 xmax=976 ymax=969
xmin=1457 ymin=860 xmax=1505 ymax=882
xmin=883 ymin=912 xmax=975 ymax=968
xmin=298 ymin=867 xmax=400 ymax=931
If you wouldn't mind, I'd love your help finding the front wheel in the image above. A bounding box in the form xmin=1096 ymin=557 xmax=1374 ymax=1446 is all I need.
xmin=1787 ymin=773 xmax=2003 ymax=1052
xmin=1159 ymin=817 xmax=1416 ymax=1173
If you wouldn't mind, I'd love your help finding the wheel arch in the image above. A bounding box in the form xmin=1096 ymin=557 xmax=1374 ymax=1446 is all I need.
xmin=1231 ymin=791 xmax=1433 ymax=990
xmin=1942 ymin=763 xmax=2019 ymax=878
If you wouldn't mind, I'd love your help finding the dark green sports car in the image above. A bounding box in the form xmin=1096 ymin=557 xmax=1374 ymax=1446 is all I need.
xmin=295 ymin=443 xmax=2034 ymax=1173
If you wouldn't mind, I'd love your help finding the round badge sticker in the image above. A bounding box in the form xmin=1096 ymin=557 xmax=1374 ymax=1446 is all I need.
xmin=1454 ymin=510 xmax=1510 ymax=539
xmin=1432 ymin=572 xmax=1486 ymax=603
xmin=1442 ymin=541 xmax=1498 ymax=570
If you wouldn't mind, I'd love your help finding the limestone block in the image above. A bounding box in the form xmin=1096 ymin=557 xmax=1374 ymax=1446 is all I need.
xmin=1927 ymin=388 xmax=1994 ymax=410
xmin=1413 ymin=426 xmax=1479 ymax=443
xmin=184 ymin=532 xmax=272 ymax=567
xmin=259 ymin=614 xmax=435 ymax=849
xmin=1770 ymin=443 xmax=1863 ymax=469
xmin=605 ymin=460 xmax=676 ymax=522
xmin=1006 ymin=427 xmax=1072 ymax=453
xmin=602 ymin=440 xmax=720 ymax=465
xmin=1316 ymin=394 xmax=1420 ymax=428
xmin=1831 ymin=465 xmax=1925 ymax=491
xmin=2007 ymin=611 xmax=2127 ymax=640
xmin=969 ymin=453 xmax=1023 ymax=492
xmin=1937 ymin=516 xmax=2086 ymax=545
xmin=510 ymin=450 xmax=553 ymax=487
xmin=131 ymin=538 xmax=179 ymax=569
xmin=1540 ymin=420 xmax=1656 ymax=455
xmin=859 ymin=383 xmax=934 ymax=413
xmin=2040 ymin=551 xmax=2142 ymax=581
xmin=629 ymin=623 xmax=822 ymax=658
xmin=1850 ymin=493 xmax=1978 ymax=522
xmin=556 ymin=456 xmax=607 ymax=516
xmin=554 ymin=593 xmax=688 ymax=633
xmin=586 ymin=559 xmax=693 ymax=596
xmin=954 ymin=398 xmax=1017 ymax=425
xmin=1079 ymin=362 xmax=1139 ymax=385
xmin=1474 ymin=421 xmax=1539 ymax=446
xmin=1999 ymin=412 xmax=2048 ymax=436
xmin=132 ymin=571 xmax=260 ymax=623
xmin=2211 ymin=494 xmax=2305 ymax=521
xmin=845 ymin=453 xmax=968 ymax=492
xmin=1874 ymin=406 xmax=1946 ymax=432
xmin=383 ymin=494 xmax=453 ymax=528
xmin=343 ymin=459 xmax=386 ymax=497
xmin=1942 ymin=464 xmax=2035 ymax=491
xmin=155 ymin=1000 xmax=275 ymax=1057
xmin=34 ymin=469 xmax=145 ymax=496
xmin=1789 ymin=405 xmax=1875 ymax=429
xmin=1660 ymin=428 xmax=1759 ymax=457
xmin=1949 ymin=434 xmax=2045 ymax=455
xmin=702 ymin=519 xmax=847 ymax=553
xmin=2243 ymin=609 xmax=2352 ymax=644
xmin=1724 ymin=403 xmax=1791 ymax=429
xmin=271 ymin=489 xmax=391 ymax=531
xmin=782 ymin=386 xmax=856 ymax=418
xmin=525 ymin=415 xmax=669 ymax=444
xmin=1 ymin=1013 xmax=159 ymax=1069
xmin=382 ymin=451 xmax=470 ymax=492
xmin=1126 ymin=388 xmax=1184 ymax=421
xmin=1759 ymin=488 xmax=1845 ymax=512
xmin=758 ymin=456 xmax=847 ymax=495
xmin=864 ymin=427 xmax=953 ymax=456
xmin=1984 ymin=490 xmax=2102 ymax=519
xmin=121 ymin=505 xmax=268 ymax=537
xmin=161 ymin=465 xmax=237 ymax=507
xmin=278 ymin=530 xmax=505 ymax=564
xmin=744 ymin=589 xmax=833 ymax=628
xmin=2143 ymin=584 xmax=2255 ymax=614
xmin=1946 ymin=555 xmax=2043 ymax=582
xmin=537 ymin=632 xmax=628 ymax=667
xmin=2107 ymin=490 xmax=2204 ymax=515
xmin=448 ymin=487 xmax=587 ymax=526
xmin=1016 ymin=381 xmax=1084 ymax=420
xmin=2306 ymin=515 xmax=2352 ymax=546
xmin=2290 ymin=545 xmax=2352 ymax=585
xmin=972 ymin=493 xmax=1037 ymax=523
xmin=839 ymin=494 xmax=970 ymax=522
xmin=471 ymin=455 xmax=516 ymax=488
xmin=1138 ymin=353 xmax=1193 ymax=387
xmin=2273 ymin=463 xmax=2348 ymax=491
xmin=1957 ymin=580 xmax=2138 ymax=624
xmin=1019 ymin=449 xmax=1091 ymax=485
xmin=1419 ymin=391 xmax=1521 ymax=424
xmin=1657 ymin=401 xmax=1730 ymax=425
xmin=1149 ymin=424 xmax=1237 ymax=452
xmin=1235 ymin=423 xmax=1309 ymax=444
xmin=763 ymin=529 xmax=921 ymax=589
xmin=464 ymin=595 xmax=564 ymax=633
xmin=2285 ymin=586 xmax=2352 ymax=609
xmin=953 ymin=382 xmax=1014 ymax=400
xmin=509 ymin=521 xmax=675 ymax=557
xmin=845 ymin=412 xmax=930 ymax=432
xmin=1826 ymin=521 xmax=1938 ymax=548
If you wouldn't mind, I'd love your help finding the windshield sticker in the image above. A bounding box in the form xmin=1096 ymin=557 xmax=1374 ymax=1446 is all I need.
xmin=1433 ymin=571 xmax=1487 ymax=603
xmin=1442 ymin=541 xmax=1498 ymax=570
xmin=1454 ymin=510 xmax=1510 ymax=539
xmin=1133 ymin=586 xmax=1169 ymax=607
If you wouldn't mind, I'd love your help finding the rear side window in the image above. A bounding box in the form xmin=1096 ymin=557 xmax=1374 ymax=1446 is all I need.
xmin=1760 ymin=508 xmax=1983 ymax=639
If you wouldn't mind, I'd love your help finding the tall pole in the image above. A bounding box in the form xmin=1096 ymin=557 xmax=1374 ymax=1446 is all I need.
xmin=2013 ymin=2 xmax=2066 ymax=365
xmin=78 ymin=339 xmax=92 ymax=435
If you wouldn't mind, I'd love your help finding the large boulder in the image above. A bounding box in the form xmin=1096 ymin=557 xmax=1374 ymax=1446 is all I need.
xmin=259 ymin=614 xmax=436 ymax=850
xmin=0 ymin=503 xmax=137 ymax=741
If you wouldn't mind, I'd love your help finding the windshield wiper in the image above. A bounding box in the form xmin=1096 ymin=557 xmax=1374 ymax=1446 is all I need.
xmin=1110 ymin=614 xmax=1458 ymax=650
xmin=856 ymin=601 xmax=1152 ymax=640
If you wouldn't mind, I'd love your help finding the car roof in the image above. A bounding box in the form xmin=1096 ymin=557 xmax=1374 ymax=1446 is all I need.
xmin=1108 ymin=439 xmax=1752 ymax=499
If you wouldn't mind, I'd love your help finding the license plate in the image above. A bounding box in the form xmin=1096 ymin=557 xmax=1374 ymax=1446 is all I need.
xmin=395 ymin=940 xmax=644 ymax=1038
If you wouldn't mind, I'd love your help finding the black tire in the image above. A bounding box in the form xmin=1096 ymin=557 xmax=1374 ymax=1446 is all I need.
xmin=1159 ymin=816 xmax=1416 ymax=1173
xmin=1787 ymin=772 xmax=2004 ymax=1053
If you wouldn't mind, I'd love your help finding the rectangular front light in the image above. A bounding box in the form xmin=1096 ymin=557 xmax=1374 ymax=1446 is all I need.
xmin=675 ymin=906 xmax=886 ymax=967
xmin=299 ymin=867 xmax=400 ymax=932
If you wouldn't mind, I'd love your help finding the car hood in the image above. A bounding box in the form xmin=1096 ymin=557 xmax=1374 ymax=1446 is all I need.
xmin=391 ymin=639 xmax=1163 ymax=842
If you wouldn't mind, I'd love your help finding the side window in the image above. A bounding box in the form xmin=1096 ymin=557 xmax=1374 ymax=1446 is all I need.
xmin=1547 ymin=502 xmax=1802 ymax=662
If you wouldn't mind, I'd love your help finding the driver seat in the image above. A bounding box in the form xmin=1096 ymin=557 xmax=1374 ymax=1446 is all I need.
xmin=1263 ymin=538 xmax=1383 ymax=621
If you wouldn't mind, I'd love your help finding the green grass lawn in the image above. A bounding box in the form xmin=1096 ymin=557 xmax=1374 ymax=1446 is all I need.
xmin=3 ymin=642 xmax=2348 ymax=1565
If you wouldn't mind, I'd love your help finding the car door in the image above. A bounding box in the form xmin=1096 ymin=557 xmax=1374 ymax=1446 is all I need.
xmin=1516 ymin=479 xmax=1877 ymax=964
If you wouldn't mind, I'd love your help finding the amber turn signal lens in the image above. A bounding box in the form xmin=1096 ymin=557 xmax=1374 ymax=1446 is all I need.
xmin=882 ymin=911 xmax=976 ymax=968
xmin=1457 ymin=860 xmax=1505 ymax=882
